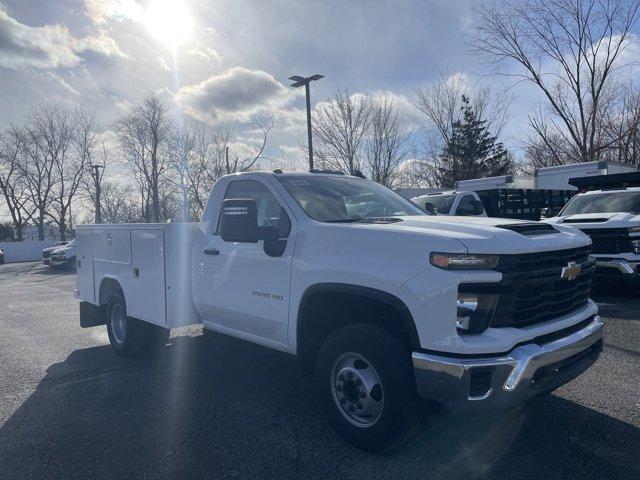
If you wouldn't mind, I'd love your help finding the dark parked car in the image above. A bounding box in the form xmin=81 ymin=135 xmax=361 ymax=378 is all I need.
xmin=42 ymin=241 xmax=68 ymax=265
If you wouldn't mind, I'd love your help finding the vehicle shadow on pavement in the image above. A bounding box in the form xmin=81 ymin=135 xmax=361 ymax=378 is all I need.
xmin=1 ymin=331 xmax=638 ymax=480
xmin=0 ymin=262 xmax=75 ymax=277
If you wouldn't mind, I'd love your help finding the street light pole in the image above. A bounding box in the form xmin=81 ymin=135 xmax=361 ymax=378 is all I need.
xmin=91 ymin=164 xmax=104 ymax=224
xmin=289 ymin=74 xmax=323 ymax=171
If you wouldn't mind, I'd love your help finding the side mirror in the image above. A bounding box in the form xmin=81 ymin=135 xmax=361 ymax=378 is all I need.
xmin=540 ymin=207 xmax=551 ymax=219
xmin=220 ymin=199 xmax=278 ymax=243
xmin=423 ymin=202 xmax=437 ymax=215
xmin=471 ymin=199 xmax=485 ymax=216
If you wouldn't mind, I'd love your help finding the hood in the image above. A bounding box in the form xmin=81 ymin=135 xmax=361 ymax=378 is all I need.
xmin=52 ymin=244 xmax=76 ymax=255
xmin=545 ymin=212 xmax=640 ymax=230
xmin=351 ymin=215 xmax=590 ymax=254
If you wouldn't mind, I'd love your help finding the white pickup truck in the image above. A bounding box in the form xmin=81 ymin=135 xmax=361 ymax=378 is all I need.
xmin=412 ymin=190 xmax=487 ymax=216
xmin=544 ymin=186 xmax=640 ymax=286
xmin=76 ymin=171 xmax=604 ymax=452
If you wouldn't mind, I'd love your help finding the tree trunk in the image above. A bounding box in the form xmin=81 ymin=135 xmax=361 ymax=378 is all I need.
xmin=15 ymin=223 xmax=23 ymax=242
xmin=37 ymin=211 xmax=45 ymax=241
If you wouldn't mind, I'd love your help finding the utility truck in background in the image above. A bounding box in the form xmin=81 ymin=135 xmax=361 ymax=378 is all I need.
xmin=544 ymin=171 xmax=640 ymax=286
xmin=410 ymin=161 xmax=636 ymax=221
xmin=76 ymin=170 xmax=604 ymax=451
xmin=412 ymin=176 xmax=574 ymax=220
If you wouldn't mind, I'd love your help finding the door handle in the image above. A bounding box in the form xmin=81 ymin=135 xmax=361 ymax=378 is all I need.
xmin=203 ymin=247 xmax=220 ymax=256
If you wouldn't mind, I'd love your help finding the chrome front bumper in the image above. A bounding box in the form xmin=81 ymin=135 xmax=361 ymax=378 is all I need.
xmin=412 ymin=316 xmax=604 ymax=409
xmin=597 ymin=259 xmax=640 ymax=275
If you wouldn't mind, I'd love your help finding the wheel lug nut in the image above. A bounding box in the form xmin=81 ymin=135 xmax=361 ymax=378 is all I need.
xmin=348 ymin=405 xmax=355 ymax=412
xmin=340 ymin=397 xmax=346 ymax=404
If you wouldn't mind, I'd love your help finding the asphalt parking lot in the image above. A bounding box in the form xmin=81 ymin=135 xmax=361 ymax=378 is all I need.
xmin=0 ymin=262 xmax=638 ymax=480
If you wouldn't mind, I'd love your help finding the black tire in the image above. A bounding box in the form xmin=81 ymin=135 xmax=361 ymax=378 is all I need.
xmin=105 ymin=291 xmax=169 ymax=357
xmin=316 ymin=323 xmax=422 ymax=452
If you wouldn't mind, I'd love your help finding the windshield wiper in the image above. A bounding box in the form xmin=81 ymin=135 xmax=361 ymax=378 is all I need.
xmin=324 ymin=218 xmax=364 ymax=223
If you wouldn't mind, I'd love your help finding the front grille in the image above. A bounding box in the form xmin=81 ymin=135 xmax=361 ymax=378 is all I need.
xmin=462 ymin=246 xmax=595 ymax=329
xmin=43 ymin=251 xmax=51 ymax=258
xmin=579 ymin=228 xmax=632 ymax=254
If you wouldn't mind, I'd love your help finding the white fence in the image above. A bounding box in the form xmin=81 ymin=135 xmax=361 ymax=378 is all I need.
xmin=0 ymin=240 xmax=53 ymax=263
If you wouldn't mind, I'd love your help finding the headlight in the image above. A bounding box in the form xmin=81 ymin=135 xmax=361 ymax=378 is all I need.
xmin=628 ymin=226 xmax=640 ymax=233
xmin=457 ymin=292 xmax=499 ymax=334
xmin=430 ymin=253 xmax=499 ymax=270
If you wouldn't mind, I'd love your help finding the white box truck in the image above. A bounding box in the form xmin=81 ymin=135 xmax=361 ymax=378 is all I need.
xmin=75 ymin=170 xmax=603 ymax=452
xmin=535 ymin=161 xmax=636 ymax=190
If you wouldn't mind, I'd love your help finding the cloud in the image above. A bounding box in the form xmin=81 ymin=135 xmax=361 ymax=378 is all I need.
xmin=175 ymin=67 xmax=296 ymax=122
xmin=84 ymin=0 xmax=144 ymax=25
xmin=0 ymin=7 xmax=125 ymax=70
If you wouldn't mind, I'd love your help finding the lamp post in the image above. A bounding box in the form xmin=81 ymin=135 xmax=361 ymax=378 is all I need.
xmin=289 ymin=74 xmax=323 ymax=170
xmin=90 ymin=164 xmax=104 ymax=224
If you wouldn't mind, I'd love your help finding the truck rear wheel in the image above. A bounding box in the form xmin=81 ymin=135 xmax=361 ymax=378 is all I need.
xmin=106 ymin=291 xmax=169 ymax=357
xmin=316 ymin=324 xmax=422 ymax=452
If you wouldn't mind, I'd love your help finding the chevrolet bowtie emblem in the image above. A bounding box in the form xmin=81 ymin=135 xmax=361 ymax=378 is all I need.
xmin=560 ymin=261 xmax=582 ymax=281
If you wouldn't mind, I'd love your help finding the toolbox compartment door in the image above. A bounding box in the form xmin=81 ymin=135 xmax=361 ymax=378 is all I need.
xmin=127 ymin=229 xmax=167 ymax=326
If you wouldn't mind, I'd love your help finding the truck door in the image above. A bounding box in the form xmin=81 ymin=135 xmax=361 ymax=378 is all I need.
xmin=193 ymin=179 xmax=295 ymax=346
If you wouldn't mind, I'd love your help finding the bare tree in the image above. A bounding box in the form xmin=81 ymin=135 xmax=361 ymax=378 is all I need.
xmin=0 ymin=131 xmax=33 ymax=241
xmin=224 ymin=117 xmax=273 ymax=174
xmin=14 ymin=107 xmax=60 ymax=241
xmin=99 ymin=181 xmax=141 ymax=223
xmin=44 ymin=107 xmax=95 ymax=239
xmin=364 ymin=94 xmax=412 ymax=187
xmin=471 ymin=0 xmax=640 ymax=164
xmin=168 ymin=122 xmax=195 ymax=222
xmin=189 ymin=123 xmax=231 ymax=213
xmin=601 ymin=83 xmax=640 ymax=166
xmin=313 ymin=90 xmax=371 ymax=174
xmin=115 ymin=94 xmax=171 ymax=223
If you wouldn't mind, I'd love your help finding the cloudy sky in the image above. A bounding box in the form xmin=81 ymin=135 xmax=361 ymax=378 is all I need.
xmin=0 ymin=0 xmax=556 ymax=166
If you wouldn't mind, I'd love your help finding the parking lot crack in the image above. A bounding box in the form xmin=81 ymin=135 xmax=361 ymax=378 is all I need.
xmin=120 ymin=410 xmax=219 ymax=480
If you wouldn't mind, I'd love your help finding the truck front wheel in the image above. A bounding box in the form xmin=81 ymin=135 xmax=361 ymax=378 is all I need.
xmin=316 ymin=324 xmax=422 ymax=452
xmin=106 ymin=291 xmax=169 ymax=356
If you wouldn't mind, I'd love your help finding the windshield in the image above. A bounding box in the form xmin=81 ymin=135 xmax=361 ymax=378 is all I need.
xmin=276 ymin=176 xmax=425 ymax=222
xmin=421 ymin=194 xmax=456 ymax=214
xmin=560 ymin=191 xmax=640 ymax=215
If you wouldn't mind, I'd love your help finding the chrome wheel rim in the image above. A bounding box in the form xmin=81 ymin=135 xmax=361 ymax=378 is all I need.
xmin=110 ymin=302 xmax=126 ymax=345
xmin=331 ymin=352 xmax=384 ymax=427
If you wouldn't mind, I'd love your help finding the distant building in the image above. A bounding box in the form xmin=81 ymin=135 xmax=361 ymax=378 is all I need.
xmin=18 ymin=224 xmax=62 ymax=241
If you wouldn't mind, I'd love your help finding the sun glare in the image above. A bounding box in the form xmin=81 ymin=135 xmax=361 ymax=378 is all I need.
xmin=144 ymin=0 xmax=194 ymax=49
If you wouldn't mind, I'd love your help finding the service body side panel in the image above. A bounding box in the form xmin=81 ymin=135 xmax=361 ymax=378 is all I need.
xmin=165 ymin=223 xmax=201 ymax=327
xmin=128 ymin=228 xmax=166 ymax=326
xmin=76 ymin=229 xmax=95 ymax=302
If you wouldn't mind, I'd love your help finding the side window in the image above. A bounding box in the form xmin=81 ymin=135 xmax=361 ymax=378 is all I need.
xmin=456 ymin=195 xmax=477 ymax=216
xmin=217 ymin=180 xmax=288 ymax=233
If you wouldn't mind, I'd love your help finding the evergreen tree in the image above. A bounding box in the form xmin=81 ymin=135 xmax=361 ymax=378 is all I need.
xmin=435 ymin=95 xmax=512 ymax=187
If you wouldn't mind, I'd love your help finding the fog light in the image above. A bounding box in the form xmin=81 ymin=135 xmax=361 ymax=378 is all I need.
xmin=457 ymin=293 xmax=499 ymax=334
xmin=469 ymin=369 xmax=492 ymax=399
xmin=631 ymin=239 xmax=640 ymax=254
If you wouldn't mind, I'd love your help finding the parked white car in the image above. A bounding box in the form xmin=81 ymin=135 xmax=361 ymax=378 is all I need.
xmin=544 ymin=187 xmax=640 ymax=286
xmin=42 ymin=241 xmax=69 ymax=265
xmin=76 ymin=171 xmax=603 ymax=451
xmin=50 ymin=239 xmax=77 ymax=268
